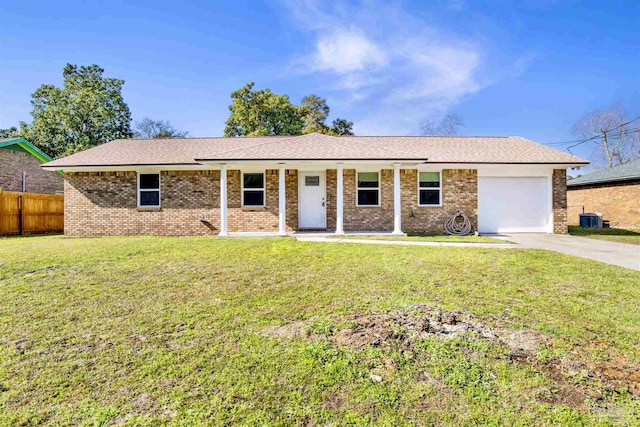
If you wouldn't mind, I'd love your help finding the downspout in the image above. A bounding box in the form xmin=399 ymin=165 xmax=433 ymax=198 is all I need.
xmin=22 ymin=171 xmax=26 ymax=193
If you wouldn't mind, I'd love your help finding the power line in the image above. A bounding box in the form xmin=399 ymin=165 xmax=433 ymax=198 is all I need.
xmin=566 ymin=127 xmax=640 ymax=154
xmin=544 ymin=116 xmax=640 ymax=147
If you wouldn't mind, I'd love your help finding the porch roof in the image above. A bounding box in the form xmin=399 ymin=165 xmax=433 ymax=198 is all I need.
xmin=42 ymin=132 xmax=588 ymax=169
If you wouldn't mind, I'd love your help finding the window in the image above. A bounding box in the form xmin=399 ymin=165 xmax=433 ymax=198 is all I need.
xmin=356 ymin=171 xmax=380 ymax=206
xmin=418 ymin=171 xmax=441 ymax=206
xmin=305 ymin=175 xmax=320 ymax=186
xmin=138 ymin=173 xmax=160 ymax=207
xmin=243 ymin=172 xmax=265 ymax=206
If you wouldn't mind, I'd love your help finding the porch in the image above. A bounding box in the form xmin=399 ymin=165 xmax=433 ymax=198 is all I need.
xmin=215 ymin=164 xmax=409 ymax=236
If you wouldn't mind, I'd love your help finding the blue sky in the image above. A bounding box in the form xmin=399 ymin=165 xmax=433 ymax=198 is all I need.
xmin=0 ymin=0 xmax=638 ymax=162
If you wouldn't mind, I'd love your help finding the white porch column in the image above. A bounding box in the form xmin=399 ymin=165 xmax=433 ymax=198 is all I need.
xmin=335 ymin=165 xmax=344 ymax=235
xmin=392 ymin=163 xmax=403 ymax=235
xmin=278 ymin=165 xmax=287 ymax=236
xmin=219 ymin=165 xmax=228 ymax=236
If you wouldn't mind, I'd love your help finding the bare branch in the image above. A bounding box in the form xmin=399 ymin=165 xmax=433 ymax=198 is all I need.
xmin=420 ymin=114 xmax=464 ymax=136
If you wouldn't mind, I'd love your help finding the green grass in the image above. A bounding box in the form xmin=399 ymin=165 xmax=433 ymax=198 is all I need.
xmin=1 ymin=236 xmax=639 ymax=425
xmin=569 ymin=225 xmax=640 ymax=245
xmin=329 ymin=232 xmax=507 ymax=243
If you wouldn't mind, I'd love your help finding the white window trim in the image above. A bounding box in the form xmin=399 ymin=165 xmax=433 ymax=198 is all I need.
xmin=355 ymin=170 xmax=381 ymax=207
xmin=241 ymin=170 xmax=266 ymax=207
xmin=417 ymin=170 xmax=442 ymax=207
xmin=137 ymin=172 xmax=161 ymax=208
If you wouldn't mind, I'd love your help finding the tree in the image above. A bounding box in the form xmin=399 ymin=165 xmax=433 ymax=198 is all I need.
xmin=224 ymin=82 xmax=303 ymax=137
xmin=421 ymin=114 xmax=464 ymax=136
xmin=300 ymin=94 xmax=330 ymax=134
xmin=134 ymin=118 xmax=189 ymax=139
xmin=329 ymin=118 xmax=354 ymax=136
xmin=224 ymin=82 xmax=354 ymax=137
xmin=22 ymin=63 xmax=132 ymax=158
xmin=571 ymin=104 xmax=639 ymax=168
xmin=0 ymin=126 xmax=19 ymax=138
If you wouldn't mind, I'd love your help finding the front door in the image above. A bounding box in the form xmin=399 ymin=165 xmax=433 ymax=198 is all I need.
xmin=298 ymin=172 xmax=326 ymax=229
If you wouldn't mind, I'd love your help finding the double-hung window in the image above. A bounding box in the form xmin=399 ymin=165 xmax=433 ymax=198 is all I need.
xmin=356 ymin=171 xmax=380 ymax=206
xmin=242 ymin=172 xmax=265 ymax=207
xmin=418 ymin=171 xmax=441 ymax=206
xmin=138 ymin=173 xmax=161 ymax=207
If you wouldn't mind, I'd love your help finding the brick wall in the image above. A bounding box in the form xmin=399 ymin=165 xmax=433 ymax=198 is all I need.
xmin=567 ymin=180 xmax=640 ymax=228
xmin=326 ymin=169 xmax=337 ymax=231
xmin=553 ymin=169 xmax=568 ymax=234
xmin=64 ymin=166 xmax=569 ymax=236
xmin=227 ymin=169 xmax=278 ymax=232
xmin=401 ymin=169 xmax=478 ymax=233
xmin=285 ymin=170 xmax=299 ymax=231
xmin=341 ymin=169 xmax=394 ymax=231
xmin=0 ymin=149 xmax=63 ymax=194
xmin=64 ymin=169 xmax=298 ymax=236
xmin=64 ymin=171 xmax=222 ymax=236
xmin=323 ymin=168 xmax=478 ymax=233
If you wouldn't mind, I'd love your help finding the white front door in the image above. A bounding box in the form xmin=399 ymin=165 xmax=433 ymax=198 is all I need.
xmin=298 ymin=172 xmax=326 ymax=229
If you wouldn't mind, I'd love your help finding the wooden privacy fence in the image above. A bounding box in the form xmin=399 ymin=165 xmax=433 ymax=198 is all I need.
xmin=0 ymin=190 xmax=64 ymax=235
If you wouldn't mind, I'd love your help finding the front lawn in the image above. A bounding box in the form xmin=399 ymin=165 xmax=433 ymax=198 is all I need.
xmin=0 ymin=236 xmax=638 ymax=425
xmin=328 ymin=232 xmax=507 ymax=243
xmin=569 ymin=225 xmax=640 ymax=245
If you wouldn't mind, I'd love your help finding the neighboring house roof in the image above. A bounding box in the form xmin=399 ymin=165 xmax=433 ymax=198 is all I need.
xmin=42 ymin=133 xmax=588 ymax=169
xmin=567 ymin=157 xmax=640 ymax=187
xmin=0 ymin=137 xmax=53 ymax=163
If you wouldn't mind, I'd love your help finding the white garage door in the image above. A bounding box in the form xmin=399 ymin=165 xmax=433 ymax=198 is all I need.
xmin=478 ymin=177 xmax=550 ymax=233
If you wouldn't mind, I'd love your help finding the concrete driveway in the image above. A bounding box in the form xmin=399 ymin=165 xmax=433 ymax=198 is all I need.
xmin=501 ymin=233 xmax=640 ymax=271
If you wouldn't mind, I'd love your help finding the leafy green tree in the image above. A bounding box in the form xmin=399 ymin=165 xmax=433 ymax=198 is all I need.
xmin=23 ymin=64 xmax=132 ymax=158
xmin=0 ymin=126 xmax=19 ymax=138
xmin=224 ymin=82 xmax=354 ymax=137
xmin=329 ymin=118 xmax=354 ymax=136
xmin=300 ymin=94 xmax=330 ymax=134
xmin=224 ymin=82 xmax=303 ymax=136
xmin=134 ymin=118 xmax=189 ymax=138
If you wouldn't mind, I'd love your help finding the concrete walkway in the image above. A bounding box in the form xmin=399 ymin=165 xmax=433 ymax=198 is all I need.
xmin=294 ymin=233 xmax=640 ymax=271
xmin=295 ymin=235 xmax=518 ymax=248
xmin=501 ymin=233 xmax=640 ymax=271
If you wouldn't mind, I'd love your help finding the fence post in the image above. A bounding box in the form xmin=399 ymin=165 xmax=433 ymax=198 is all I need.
xmin=19 ymin=193 xmax=24 ymax=235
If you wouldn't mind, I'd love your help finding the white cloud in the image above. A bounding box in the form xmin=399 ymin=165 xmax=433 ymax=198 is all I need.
xmin=312 ymin=29 xmax=386 ymax=74
xmin=280 ymin=0 xmax=529 ymax=134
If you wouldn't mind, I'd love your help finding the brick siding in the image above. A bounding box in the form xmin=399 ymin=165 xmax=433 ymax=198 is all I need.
xmin=0 ymin=149 xmax=63 ymax=194
xmin=567 ymin=180 xmax=640 ymax=228
xmin=401 ymin=169 xmax=478 ymax=233
xmin=341 ymin=169 xmax=394 ymax=231
xmin=64 ymin=169 xmax=298 ymax=236
xmin=552 ymin=169 xmax=568 ymax=234
xmin=64 ymin=171 xmax=222 ymax=236
xmin=63 ymin=166 xmax=568 ymax=236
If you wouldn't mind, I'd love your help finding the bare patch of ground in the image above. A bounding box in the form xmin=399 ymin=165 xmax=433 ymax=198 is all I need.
xmin=262 ymin=321 xmax=307 ymax=339
xmin=262 ymin=304 xmax=640 ymax=411
xmin=264 ymin=304 xmax=530 ymax=353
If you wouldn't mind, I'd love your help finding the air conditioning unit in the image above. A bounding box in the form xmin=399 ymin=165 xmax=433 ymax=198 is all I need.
xmin=579 ymin=213 xmax=603 ymax=228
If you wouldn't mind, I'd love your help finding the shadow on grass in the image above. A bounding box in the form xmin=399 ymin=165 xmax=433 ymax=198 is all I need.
xmin=568 ymin=226 xmax=640 ymax=236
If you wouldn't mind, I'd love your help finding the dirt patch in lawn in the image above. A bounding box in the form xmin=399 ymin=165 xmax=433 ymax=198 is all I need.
xmin=265 ymin=305 xmax=542 ymax=354
xmin=262 ymin=304 xmax=640 ymax=410
xmin=330 ymin=306 xmax=498 ymax=351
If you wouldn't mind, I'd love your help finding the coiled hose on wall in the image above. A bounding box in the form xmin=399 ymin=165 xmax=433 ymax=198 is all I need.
xmin=444 ymin=210 xmax=473 ymax=235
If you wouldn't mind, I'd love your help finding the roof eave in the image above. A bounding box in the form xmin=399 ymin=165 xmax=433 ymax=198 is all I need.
xmin=568 ymin=175 xmax=640 ymax=187
xmin=0 ymin=137 xmax=53 ymax=163
xmin=41 ymin=163 xmax=205 ymax=172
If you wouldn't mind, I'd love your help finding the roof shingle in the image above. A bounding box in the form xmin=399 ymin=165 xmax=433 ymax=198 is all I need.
xmin=42 ymin=133 xmax=588 ymax=168
xmin=567 ymin=157 xmax=640 ymax=186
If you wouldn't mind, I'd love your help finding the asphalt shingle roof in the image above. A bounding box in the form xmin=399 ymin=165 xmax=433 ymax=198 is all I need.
xmin=42 ymin=133 xmax=588 ymax=168
xmin=567 ymin=157 xmax=640 ymax=187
